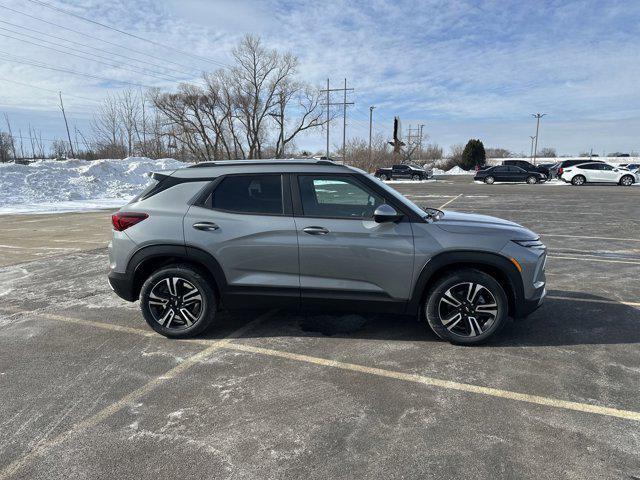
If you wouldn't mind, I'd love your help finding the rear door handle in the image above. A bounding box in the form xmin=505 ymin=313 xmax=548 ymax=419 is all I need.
xmin=303 ymin=226 xmax=329 ymax=235
xmin=193 ymin=222 xmax=219 ymax=231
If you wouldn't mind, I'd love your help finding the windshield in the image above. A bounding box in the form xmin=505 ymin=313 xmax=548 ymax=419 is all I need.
xmin=367 ymin=173 xmax=430 ymax=218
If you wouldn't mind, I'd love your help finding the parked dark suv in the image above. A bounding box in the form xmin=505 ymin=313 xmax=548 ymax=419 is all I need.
xmin=108 ymin=159 xmax=546 ymax=345
xmin=502 ymin=160 xmax=550 ymax=177
xmin=374 ymin=164 xmax=431 ymax=181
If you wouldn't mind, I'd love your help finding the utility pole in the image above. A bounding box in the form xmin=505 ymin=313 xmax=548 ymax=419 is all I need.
xmin=529 ymin=135 xmax=536 ymax=158
xmin=268 ymin=91 xmax=285 ymax=158
xmin=320 ymin=79 xmax=353 ymax=161
xmin=531 ymin=113 xmax=546 ymax=165
xmin=418 ymin=124 xmax=425 ymax=161
xmin=368 ymin=105 xmax=376 ymax=165
xmin=58 ymin=91 xmax=75 ymax=159
xmin=325 ymin=79 xmax=329 ymax=159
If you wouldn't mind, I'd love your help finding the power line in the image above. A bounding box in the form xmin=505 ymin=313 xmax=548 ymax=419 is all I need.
xmin=0 ymin=77 xmax=102 ymax=104
xmin=0 ymin=51 xmax=154 ymax=88
xmin=0 ymin=31 xmax=185 ymax=84
xmin=0 ymin=19 xmax=195 ymax=78
xmin=0 ymin=4 xmax=207 ymax=74
xmin=26 ymin=0 xmax=229 ymax=69
xmin=0 ymin=24 xmax=190 ymax=83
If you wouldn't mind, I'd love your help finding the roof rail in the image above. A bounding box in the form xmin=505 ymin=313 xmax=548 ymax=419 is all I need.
xmin=187 ymin=159 xmax=338 ymax=168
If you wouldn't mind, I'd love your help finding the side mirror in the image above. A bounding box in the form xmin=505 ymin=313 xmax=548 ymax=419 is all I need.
xmin=374 ymin=204 xmax=402 ymax=223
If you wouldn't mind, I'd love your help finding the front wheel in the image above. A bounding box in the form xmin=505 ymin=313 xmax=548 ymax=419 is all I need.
xmin=619 ymin=175 xmax=635 ymax=186
xmin=526 ymin=176 xmax=538 ymax=184
xmin=571 ymin=175 xmax=586 ymax=186
xmin=412 ymin=174 xmax=421 ymax=181
xmin=484 ymin=176 xmax=495 ymax=184
xmin=381 ymin=174 xmax=390 ymax=181
xmin=139 ymin=265 xmax=217 ymax=338
xmin=424 ymin=269 xmax=508 ymax=345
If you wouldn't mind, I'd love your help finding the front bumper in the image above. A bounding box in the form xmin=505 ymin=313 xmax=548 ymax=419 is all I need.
xmin=515 ymin=287 xmax=546 ymax=319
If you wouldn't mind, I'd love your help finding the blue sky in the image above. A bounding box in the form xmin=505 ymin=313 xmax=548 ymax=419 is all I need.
xmin=1 ymin=0 xmax=639 ymax=156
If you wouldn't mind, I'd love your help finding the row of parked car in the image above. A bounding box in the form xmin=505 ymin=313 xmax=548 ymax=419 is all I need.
xmin=474 ymin=159 xmax=639 ymax=186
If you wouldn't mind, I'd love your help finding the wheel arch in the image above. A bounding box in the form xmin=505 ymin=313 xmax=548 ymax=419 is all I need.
xmin=408 ymin=251 xmax=524 ymax=318
xmin=127 ymin=244 xmax=227 ymax=301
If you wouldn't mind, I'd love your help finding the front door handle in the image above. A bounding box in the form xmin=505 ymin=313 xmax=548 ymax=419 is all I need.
xmin=193 ymin=222 xmax=219 ymax=231
xmin=303 ymin=226 xmax=329 ymax=235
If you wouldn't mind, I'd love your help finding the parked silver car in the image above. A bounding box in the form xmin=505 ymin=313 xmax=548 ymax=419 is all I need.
xmin=108 ymin=159 xmax=546 ymax=345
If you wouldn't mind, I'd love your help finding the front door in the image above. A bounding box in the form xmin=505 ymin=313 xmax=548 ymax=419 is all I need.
xmin=184 ymin=173 xmax=300 ymax=304
xmin=292 ymin=174 xmax=414 ymax=308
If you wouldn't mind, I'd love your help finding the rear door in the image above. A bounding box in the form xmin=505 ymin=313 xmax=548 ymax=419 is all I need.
xmin=184 ymin=173 xmax=300 ymax=296
xmin=292 ymin=173 xmax=414 ymax=305
xmin=491 ymin=166 xmax=509 ymax=181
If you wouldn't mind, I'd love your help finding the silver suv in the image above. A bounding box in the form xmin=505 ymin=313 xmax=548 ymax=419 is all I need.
xmin=108 ymin=159 xmax=546 ymax=345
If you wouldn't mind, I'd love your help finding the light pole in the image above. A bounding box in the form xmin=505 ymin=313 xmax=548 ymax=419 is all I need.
xmin=531 ymin=113 xmax=546 ymax=165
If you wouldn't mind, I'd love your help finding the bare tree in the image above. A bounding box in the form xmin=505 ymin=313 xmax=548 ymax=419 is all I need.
xmin=118 ymin=88 xmax=141 ymax=157
xmin=0 ymin=132 xmax=14 ymax=162
xmin=92 ymin=94 xmax=126 ymax=158
xmin=485 ymin=147 xmax=512 ymax=158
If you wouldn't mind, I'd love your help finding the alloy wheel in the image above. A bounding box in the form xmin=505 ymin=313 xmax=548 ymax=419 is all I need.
xmin=621 ymin=176 xmax=633 ymax=186
xmin=148 ymin=277 xmax=203 ymax=329
xmin=437 ymin=282 xmax=498 ymax=337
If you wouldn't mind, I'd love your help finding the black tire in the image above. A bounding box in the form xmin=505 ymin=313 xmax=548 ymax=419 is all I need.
xmin=139 ymin=265 xmax=217 ymax=338
xmin=412 ymin=174 xmax=421 ymax=181
xmin=424 ymin=269 xmax=508 ymax=345
xmin=484 ymin=176 xmax=495 ymax=184
xmin=571 ymin=175 xmax=586 ymax=186
xmin=619 ymin=175 xmax=634 ymax=186
xmin=526 ymin=176 xmax=538 ymax=184
xmin=381 ymin=174 xmax=390 ymax=181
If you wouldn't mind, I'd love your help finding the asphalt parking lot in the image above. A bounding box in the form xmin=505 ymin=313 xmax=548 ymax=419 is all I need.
xmin=1 ymin=176 xmax=639 ymax=479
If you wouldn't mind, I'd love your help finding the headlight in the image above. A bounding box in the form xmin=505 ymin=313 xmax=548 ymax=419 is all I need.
xmin=513 ymin=238 xmax=546 ymax=249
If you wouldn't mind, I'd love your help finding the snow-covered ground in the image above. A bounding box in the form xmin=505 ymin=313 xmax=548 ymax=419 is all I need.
xmin=0 ymin=157 xmax=185 ymax=214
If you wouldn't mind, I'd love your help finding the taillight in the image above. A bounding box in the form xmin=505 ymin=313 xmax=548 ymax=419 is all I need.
xmin=558 ymin=167 xmax=563 ymax=175
xmin=111 ymin=212 xmax=148 ymax=231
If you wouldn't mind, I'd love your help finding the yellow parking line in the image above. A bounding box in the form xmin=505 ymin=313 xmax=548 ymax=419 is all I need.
xmin=542 ymin=233 xmax=640 ymax=243
xmin=547 ymin=295 xmax=640 ymax=308
xmin=223 ymin=342 xmax=640 ymax=422
xmin=548 ymin=255 xmax=640 ymax=265
xmin=0 ymin=310 xmax=275 ymax=480
xmin=2 ymin=307 xmax=640 ymax=425
xmin=438 ymin=194 xmax=462 ymax=209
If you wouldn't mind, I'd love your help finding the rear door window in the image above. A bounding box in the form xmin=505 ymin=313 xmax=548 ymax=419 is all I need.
xmin=210 ymin=174 xmax=283 ymax=215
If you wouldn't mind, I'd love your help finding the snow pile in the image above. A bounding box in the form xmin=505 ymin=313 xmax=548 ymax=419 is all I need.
xmin=0 ymin=157 xmax=185 ymax=214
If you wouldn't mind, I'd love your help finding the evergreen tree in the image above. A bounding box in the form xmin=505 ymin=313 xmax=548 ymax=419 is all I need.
xmin=460 ymin=139 xmax=486 ymax=170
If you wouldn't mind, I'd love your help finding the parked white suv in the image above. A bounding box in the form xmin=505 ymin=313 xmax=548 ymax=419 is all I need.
xmin=560 ymin=162 xmax=637 ymax=186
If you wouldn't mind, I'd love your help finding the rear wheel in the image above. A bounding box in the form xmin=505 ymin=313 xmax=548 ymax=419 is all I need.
xmin=484 ymin=176 xmax=495 ymax=184
xmin=140 ymin=265 xmax=217 ymax=338
xmin=424 ymin=269 xmax=508 ymax=345
xmin=619 ymin=175 xmax=634 ymax=186
xmin=571 ymin=175 xmax=586 ymax=186
xmin=526 ymin=176 xmax=538 ymax=184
